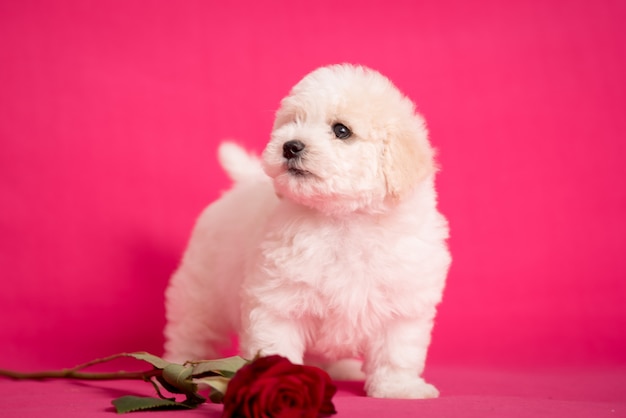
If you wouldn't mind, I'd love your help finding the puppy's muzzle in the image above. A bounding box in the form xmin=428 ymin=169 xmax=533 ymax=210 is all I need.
xmin=283 ymin=140 xmax=305 ymax=160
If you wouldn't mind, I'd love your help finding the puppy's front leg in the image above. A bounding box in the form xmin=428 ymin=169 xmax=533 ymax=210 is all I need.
xmin=363 ymin=315 xmax=439 ymax=399
xmin=240 ymin=307 xmax=306 ymax=364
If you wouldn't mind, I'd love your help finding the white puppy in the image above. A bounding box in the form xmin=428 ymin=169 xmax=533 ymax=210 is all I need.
xmin=164 ymin=64 xmax=451 ymax=399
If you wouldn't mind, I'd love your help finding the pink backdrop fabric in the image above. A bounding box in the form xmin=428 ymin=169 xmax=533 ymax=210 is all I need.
xmin=1 ymin=1 xmax=625 ymax=416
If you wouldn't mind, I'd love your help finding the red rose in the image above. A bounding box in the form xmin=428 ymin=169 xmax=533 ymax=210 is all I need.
xmin=221 ymin=355 xmax=337 ymax=418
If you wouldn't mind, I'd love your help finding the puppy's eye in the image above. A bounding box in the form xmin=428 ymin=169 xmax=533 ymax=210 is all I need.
xmin=332 ymin=123 xmax=352 ymax=139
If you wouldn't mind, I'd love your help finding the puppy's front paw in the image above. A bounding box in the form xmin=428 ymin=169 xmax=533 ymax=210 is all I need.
xmin=365 ymin=374 xmax=439 ymax=399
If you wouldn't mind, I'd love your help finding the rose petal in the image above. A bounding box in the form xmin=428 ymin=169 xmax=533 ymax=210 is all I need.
xmin=221 ymin=355 xmax=337 ymax=418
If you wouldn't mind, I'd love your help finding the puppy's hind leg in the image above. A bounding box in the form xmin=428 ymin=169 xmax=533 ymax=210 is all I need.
xmin=163 ymin=269 xmax=232 ymax=363
xmin=309 ymin=358 xmax=365 ymax=381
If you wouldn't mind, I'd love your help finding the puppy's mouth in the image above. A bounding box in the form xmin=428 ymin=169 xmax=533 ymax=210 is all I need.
xmin=285 ymin=160 xmax=313 ymax=177
xmin=288 ymin=167 xmax=310 ymax=176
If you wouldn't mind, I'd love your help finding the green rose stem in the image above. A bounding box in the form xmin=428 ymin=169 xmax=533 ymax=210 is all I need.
xmin=0 ymin=353 xmax=161 ymax=382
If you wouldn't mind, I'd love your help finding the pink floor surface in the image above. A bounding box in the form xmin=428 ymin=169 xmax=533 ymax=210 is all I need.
xmin=2 ymin=366 xmax=625 ymax=417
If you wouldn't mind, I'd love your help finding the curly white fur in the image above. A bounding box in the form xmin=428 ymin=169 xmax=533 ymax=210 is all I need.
xmin=164 ymin=64 xmax=451 ymax=399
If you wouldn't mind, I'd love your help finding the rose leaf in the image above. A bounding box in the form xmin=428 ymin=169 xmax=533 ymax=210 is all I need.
xmin=193 ymin=375 xmax=231 ymax=403
xmin=189 ymin=356 xmax=249 ymax=378
xmin=160 ymin=364 xmax=197 ymax=394
xmin=123 ymin=352 xmax=173 ymax=370
xmin=111 ymin=396 xmax=195 ymax=413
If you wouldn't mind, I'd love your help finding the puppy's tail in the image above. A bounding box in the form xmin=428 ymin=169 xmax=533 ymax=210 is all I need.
xmin=218 ymin=142 xmax=266 ymax=183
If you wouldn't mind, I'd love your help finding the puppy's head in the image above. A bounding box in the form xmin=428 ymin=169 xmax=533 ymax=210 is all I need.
xmin=263 ymin=64 xmax=435 ymax=215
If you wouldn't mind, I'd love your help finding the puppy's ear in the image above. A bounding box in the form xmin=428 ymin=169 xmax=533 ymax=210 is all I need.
xmin=382 ymin=118 xmax=436 ymax=202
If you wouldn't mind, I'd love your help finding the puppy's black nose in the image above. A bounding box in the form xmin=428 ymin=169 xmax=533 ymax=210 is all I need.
xmin=282 ymin=140 xmax=305 ymax=159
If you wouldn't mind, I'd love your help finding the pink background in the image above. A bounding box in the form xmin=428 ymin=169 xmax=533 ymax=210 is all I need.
xmin=1 ymin=1 xmax=625 ymax=416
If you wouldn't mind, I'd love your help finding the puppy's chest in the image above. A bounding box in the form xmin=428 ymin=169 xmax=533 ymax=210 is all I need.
xmin=257 ymin=216 xmax=421 ymax=318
